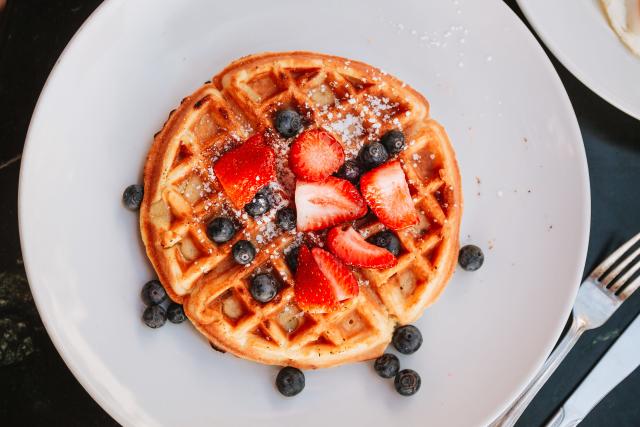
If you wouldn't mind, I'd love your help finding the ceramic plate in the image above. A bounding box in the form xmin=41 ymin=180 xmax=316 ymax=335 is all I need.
xmin=517 ymin=0 xmax=640 ymax=120
xmin=18 ymin=0 xmax=590 ymax=425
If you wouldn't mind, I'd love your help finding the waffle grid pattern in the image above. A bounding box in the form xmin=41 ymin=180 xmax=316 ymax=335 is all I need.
xmin=140 ymin=52 xmax=461 ymax=368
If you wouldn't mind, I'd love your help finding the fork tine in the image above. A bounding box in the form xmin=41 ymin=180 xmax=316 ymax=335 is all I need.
xmin=590 ymin=232 xmax=640 ymax=281
xmin=619 ymin=274 xmax=640 ymax=300
xmin=601 ymin=246 xmax=640 ymax=288
xmin=610 ymin=258 xmax=640 ymax=294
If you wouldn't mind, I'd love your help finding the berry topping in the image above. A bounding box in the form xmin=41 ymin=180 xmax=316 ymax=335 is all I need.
xmin=123 ymin=184 xmax=144 ymax=210
xmin=244 ymin=188 xmax=271 ymax=217
xmin=358 ymin=142 xmax=388 ymax=170
xmin=335 ymin=160 xmax=362 ymax=183
xmin=213 ymin=134 xmax=276 ymax=209
xmin=458 ymin=245 xmax=484 ymax=271
xmin=285 ymin=246 xmax=300 ymax=273
xmin=392 ymin=325 xmax=423 ymax=355
xmin=294 ymin=177 xmax=367 ymax=232
xmin=167 ymin=303 xmax=187 ymax=324
xmin=294 ymin=246 xmax=358 ymax=313
xmin=360 ymin=161 xmax=418 ymax=230
xmin=206 ymin=217 xmax=236 ymax=243
xmin=367 ymin=230 xmax=401 ymax=257
xmin=209 ymin=341 xmax=226 ymax=353
xmin=274 ymin=109 xmax=303 ymax=138
xmin=232 ymin=240 xmax=256 ymax=265
xmin=394 ymin=369 xmax=421 ymax=396
xmin=140 ymin=280 xmax=167 ymax=306
xmin=289 ymin=129 xmax=345 ymax=182
xmin=326 ymin=226 xmax=397 ymax=269
xmin=379 ymin=129 xmax=406 ymax=155
xmin=250 ymin=273 xmax=279 ymax=303
xmin=374 ymin=353 xmax=400 ymax=378
xmin=276 ymin=207 xmax=297 ymax=231
xmin=276 ymin=367 xmax=305 ymax=397
xmin=142 ymin=305 xmax=167 ymax=329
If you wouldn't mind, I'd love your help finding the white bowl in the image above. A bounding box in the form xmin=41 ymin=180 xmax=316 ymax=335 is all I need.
xmin=517 ymin=0 xmax=640 ymax=120
xmin=18 ymin=0 xmax=590 ymax=425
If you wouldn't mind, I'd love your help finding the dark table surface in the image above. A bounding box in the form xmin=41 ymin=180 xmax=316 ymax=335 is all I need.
xmin=1 ymin=1 xmax=639 ymax=426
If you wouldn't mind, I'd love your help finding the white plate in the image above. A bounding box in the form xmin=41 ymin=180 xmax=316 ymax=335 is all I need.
xmin=18 ymin=0 xmax=590 ymax=426
xmin=517 ymin=0 xmax=640 ymax=120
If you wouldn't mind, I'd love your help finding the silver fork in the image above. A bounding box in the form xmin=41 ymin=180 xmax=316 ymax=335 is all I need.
xmin=491 ymin=231 xmax=640 ymax=427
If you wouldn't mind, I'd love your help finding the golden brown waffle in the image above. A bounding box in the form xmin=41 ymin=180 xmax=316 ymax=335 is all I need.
xmin=140 ymin=52 xmax=462 ymax=369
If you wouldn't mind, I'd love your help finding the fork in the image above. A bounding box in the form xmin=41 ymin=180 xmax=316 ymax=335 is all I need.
xmin=491 ymin=231 xmax=640 ymax=427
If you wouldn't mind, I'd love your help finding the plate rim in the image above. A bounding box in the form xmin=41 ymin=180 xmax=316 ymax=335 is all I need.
xmin=516 ymin=0 xmax=640 ymax=121
xmin=16 ymin=2 xmax=136 ymax=426
xmin=17 ymin=0 xmax=591 ymax=425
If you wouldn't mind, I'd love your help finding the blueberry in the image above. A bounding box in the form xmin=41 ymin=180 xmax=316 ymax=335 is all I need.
xmin=245 ymin=190 xmax=271 ymax=217
xmin=142 ymin=305 xmax=167 ymax=329
xmin=232 ymin=240 xmax=256 ymax=265
xmin=274 ymin=109 xmax=303 ymax=138
xmin=285 ymin=246 xmax=300 ymax=273
xmin=209 ymin=341 xmax=227 ymax=353
xmin=458 ymin=245 xmax=484 ymax=271
xmin=374 ymin=353 xmax=400 ymax=378
xmin=250 ymin=273 xmax=279 ymax=303
xmin=359 ymin=142 xmax=388 ymax=169
xmin=276 ymin=208 xmax=296 ymax=231
xmin=367 ymin=230 xmax=401 ymax=257
xmin=123 ymin=184 xmax=144 ymax=210
xmin=141 ymin=280 xmax=167 ymax=306
xmin=380 ymin=130 xmax=405 ymax=155
xmin=394 ymin=369 xmax=421 ymax=396
xmin=167 ymin=303 xmax=187 ymax=324
xmin=262 ymin=187 xmax=279 ymax=207
xmin=336 ymin=160 xmax=362 ymax=183
xmin=276 ymin=367 xmax=305 ymax=396
xmin=392 ymin=325 xmax=423 ymax=354
xmin=206 ymin=217 xmax=236 ymax=243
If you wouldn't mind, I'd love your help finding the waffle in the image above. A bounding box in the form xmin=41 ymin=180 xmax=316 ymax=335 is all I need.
xmin=140 ymin=52 xmax=462 ymax=369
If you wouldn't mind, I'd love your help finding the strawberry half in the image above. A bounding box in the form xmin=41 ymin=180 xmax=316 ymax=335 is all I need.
xmin=294 ymin=246 xmax=358 ymax=313
xmin=360 ymin=160 xmax=419 ymax=230
xmin=326 ymin=226 xmax=398 ymax=269
xmin=213 ymin=134 xmax=276 ymax=209
xmin=313 ymin=248 xmax=359 ymax=301
xmin=295 ymin=177 xmax=367 ymax=232
xmin=294 ymin=246 xmax=336 ymax=312
xmin=289 ymin=129 xmax=345 ymax=181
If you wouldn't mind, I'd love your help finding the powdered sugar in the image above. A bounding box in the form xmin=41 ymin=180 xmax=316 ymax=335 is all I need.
xmin=327 ymin=113 xmax=365 ymax=158
xmin=268 ymin=131 xmax=296 ymax=193
xmin=182 ymin=58 xmax=416 ymax=257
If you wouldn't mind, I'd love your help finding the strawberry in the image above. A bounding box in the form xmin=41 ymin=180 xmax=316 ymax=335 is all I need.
xmin=294 ymin=246 xmax=336 ymax=312
xmin=326 ymin=226 xmax=398 ymax=269
xmin=213 ymin=134 xmax=276 ymax=209
xmin=289 ymin=129 xmax=345 ymax=181
xmin=359 ymin=160 xmax=419 ymax=230
xmin=312 ymin=248 xmax=359 ymax=301
xmin=294 ymin=246 xmax=358 ymax=313
xmin=295 ymin=177 xmax=367 ymax=232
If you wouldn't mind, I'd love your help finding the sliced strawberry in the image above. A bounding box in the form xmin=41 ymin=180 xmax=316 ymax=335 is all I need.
xmin=213 ymin=134 xmax=276 ymax=209
xmin=295 ymin=177 xmax=367 ymax=232
xmin=294 ymin=246 xmax=358 ymax=313
xmin=294 ymin=246 xmax=337 ymax=313
xmin=311 ymin=248 xmax=359 ymax=301
xmin=326 ymin=226 xmax=398 ymax=269
xmin=360 ymin=160 xmax=419 ymax=230
xmin=289 ymin=129 xmax=345 ymax=181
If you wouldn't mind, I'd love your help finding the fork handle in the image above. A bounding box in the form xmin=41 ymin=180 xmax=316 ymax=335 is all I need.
xmin=545 ymin=408 xmax=581 ymax=427
xmin=490 ymin=313 xmax=588 ymax=427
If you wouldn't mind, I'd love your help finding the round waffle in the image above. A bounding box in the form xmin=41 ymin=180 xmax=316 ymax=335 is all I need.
xmin=140 ymin=52 xmax=462 ymax=369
